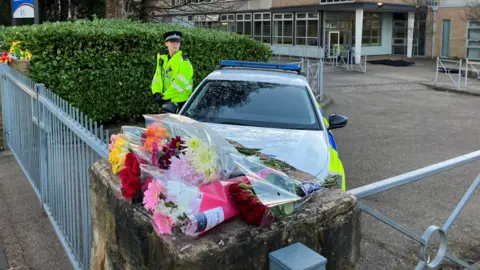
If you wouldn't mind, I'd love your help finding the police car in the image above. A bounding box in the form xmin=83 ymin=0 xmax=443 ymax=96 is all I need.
xmin=162 ymin=60 xmax=348 ymax=190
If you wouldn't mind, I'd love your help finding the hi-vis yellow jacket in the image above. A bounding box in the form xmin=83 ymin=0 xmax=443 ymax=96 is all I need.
xmin=151 ymin=51 xmax=194 ymax=103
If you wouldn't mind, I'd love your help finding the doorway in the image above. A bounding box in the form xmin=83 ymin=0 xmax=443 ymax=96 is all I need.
xmin=328 ymin=31 xmax=340 ymax=57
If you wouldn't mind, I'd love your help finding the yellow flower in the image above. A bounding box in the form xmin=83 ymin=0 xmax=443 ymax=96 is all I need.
xmin=27 ymin=51 xmax=32 ymax=60
xmin=191 ymin=144 xmax=218 ymax=178
xmin=186 ymin=137 xmax=201 ymax=151
xmin=108 ymin=137 xmax=128 ymax=174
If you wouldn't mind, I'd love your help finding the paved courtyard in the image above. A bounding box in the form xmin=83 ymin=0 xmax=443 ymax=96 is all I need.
xmin=323 ymin=64 xmax=480 ymax=268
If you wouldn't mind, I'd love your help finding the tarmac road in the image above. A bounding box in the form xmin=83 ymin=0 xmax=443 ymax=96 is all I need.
xmin=324 ymin=72 xmax=480 ymax=269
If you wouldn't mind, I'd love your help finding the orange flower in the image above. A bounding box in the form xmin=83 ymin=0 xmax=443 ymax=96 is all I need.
xmin=143 ymin=123 xmax=169 ymax=152
xmin=146 ymin=123 xmax=169 ymax=138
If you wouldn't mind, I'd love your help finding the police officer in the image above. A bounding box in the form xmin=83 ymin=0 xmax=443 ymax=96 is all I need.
xmin=151 ymin=31 xmax=194 ymax=111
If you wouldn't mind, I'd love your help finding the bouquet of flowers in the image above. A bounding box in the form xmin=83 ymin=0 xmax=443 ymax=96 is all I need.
xmin=228 ymin=153 xmax=341 ymax=226
xmin=0 ymin=52 xmax=12 ymax=64
xmin=9 ymin=41 xmax=32 ymax=60
xmin=107 ymin=114 xmax=241 ymax=236
xmin=106 ymin=113 xmax=341 ymax=237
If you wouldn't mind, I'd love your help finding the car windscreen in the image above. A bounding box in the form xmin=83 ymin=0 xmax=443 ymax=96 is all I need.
xmin=183 ymin=80 xmax=322 ymax=130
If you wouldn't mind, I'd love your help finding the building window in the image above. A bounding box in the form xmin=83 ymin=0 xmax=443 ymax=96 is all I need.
xmin=220 ymin=14 xmax=235 ymax=32
xmin=236 ymin=13 xmax=252 ymax=36
xmin=254 ymin=13 xmax=271 ymax=43
xmin=467 ymin=21 xmax=480 ymax=59
xmin=273 ymin=13 xmax=293 ymax=45
xmin=205 ymin=14 xmax=219 ymax=29
xmin=296 ymin=12 xmax=318 ymax=46
xmin=362 ymin=13 xmax=382 ymax=46
xmin=193 ymin=15 xmax=206 ymax=28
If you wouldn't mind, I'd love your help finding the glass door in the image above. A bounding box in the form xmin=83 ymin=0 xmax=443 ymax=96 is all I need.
xmin=328 ymin=31 xmax=340 ymax=57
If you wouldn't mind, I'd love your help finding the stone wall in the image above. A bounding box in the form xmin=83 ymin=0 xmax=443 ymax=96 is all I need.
xmin=89 ymin=159 xmax=362 ymax=270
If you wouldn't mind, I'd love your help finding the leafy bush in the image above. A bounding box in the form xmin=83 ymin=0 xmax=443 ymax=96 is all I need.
xmin=0 ymin=19 xmax=272 ymax=124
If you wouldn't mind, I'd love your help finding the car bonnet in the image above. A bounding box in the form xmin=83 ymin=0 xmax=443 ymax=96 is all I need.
xmin=205 ymin=123 xmax=330 ymax=177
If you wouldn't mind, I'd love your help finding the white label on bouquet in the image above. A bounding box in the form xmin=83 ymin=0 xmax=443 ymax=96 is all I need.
xmin=195 ymin=207 xmax=225 ymax=233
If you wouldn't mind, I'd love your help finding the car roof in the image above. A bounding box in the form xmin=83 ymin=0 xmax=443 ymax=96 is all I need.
xmin=204 ymin=68 xmax=309 ymax=86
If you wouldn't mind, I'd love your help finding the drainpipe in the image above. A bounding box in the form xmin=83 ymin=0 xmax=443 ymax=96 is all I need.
xmin=431 ymin=6 xmax=438 ymax=59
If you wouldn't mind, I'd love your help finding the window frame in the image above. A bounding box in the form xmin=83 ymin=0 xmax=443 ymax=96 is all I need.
xmin=253 ymin=12 xmax=271 ymax=44
xmin=467 ymin=21 xmax=480 ymax=60
xmin=236 ymin=13 xmax=253 ymax=36
xmin=361 ymin=12 xmax=382 ymax=47
xmin=273 ymin=13 xmax=294 ymax=45
xmin=295 ymin=12 xmax=319 ymax=47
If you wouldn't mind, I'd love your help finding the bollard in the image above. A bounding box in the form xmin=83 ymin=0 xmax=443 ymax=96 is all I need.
xmin=269 ymin=242 xmax=327 ymax=270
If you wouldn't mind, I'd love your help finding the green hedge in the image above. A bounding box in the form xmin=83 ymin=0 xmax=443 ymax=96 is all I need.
xmin=0 ymin=19 xmax=272 ymax=124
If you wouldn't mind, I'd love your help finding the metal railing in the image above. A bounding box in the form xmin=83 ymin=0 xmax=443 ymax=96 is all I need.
xmin=349 ymin=150 xmax=480 ymax=269
xmin=349 ymin=52 xmax=367 ymax=74
xmin=0 ymin=64 xmax=109 ymax=270
xmin=464 ymin=58 xmax=480 ymax=88
xmin=306 ymin=58 xmax=324 ymax=100
xmin=435 ymin=57 xmax=463 ymax=89
xmin=323 ymin=48 xmax=367 ymax=74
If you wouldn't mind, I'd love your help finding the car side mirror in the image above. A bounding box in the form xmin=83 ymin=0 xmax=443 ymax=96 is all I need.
xmin=162 ymin=102 xmax=178 ymax=114
xmin=328 ymin=114 xmax=348 ymax=130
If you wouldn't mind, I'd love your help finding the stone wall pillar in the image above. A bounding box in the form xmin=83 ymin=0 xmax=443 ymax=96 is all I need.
xmin=89 ymin=159 xmax=362 ymax=270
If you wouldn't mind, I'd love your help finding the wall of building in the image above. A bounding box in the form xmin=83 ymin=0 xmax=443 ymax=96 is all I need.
xmin=238 ymin=0 xmax=273 ymax=10
xmin=440 ymin=0 xmax=469 ymax=7
xmin=272 ymin=0 xmax=319 ymax=8
xmin=434 ymin=7 xmax=468 ymax=59
xmin=361 ymin=0 xmax=414 ymax=4
xmin=362 ymin=12 xmax=393 ymax=55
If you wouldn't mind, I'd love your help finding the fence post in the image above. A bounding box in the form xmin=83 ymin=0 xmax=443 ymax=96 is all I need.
xmin=364 ymin=54 xmax=367 ymax=74
xmin=36 ymin=84 xmax=49 ymax=203
xmin=465 ymin=58 xmax=469 ymax=88
xmin=319 ymin=57 xmax=323 ymax=98
xmin=458 ymin=59 xmax=463 ymax=89
xmin=435 ymin=57 xmax=439 ymax=84
xmin=306 ymin=58 xmax=310 ymax=83
xmin=1 ymin=68 xmax=9 ymax=152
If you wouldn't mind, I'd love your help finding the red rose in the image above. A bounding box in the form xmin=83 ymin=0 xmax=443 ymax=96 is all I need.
xmin=254 ymin=205 xmax=266 ymax=218
xmin=124 ymin=153 xmax=135 ymax=170
xmin=131 ymin=158 xmax=140 ymax=176
xmin=119 ymin=168 xmax=141 ymax=200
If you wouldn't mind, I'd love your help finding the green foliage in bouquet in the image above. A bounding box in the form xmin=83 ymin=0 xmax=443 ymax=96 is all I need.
xmin=0 ymin=19 xmax=272 ymax=124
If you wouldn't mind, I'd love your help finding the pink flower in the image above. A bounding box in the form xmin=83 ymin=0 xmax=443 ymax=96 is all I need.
xmin=153 ymin=212 xmax=174 ymax=235
xmin=168 ymin=154 xmax=205 ymax=186
xmin=151 ymin=141 xmax=160 ymax=166
xmin=108 ymin=134 xmax=120 ymax=152
xmin=143 ymin=180 xmax=163 ymax=211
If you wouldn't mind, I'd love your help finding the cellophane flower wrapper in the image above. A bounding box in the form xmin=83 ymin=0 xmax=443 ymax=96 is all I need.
xmin=143 ymin=114 xmax=240 ymax=184
xmin=228 ymin=153 xmax=314 ymax=225
xmin=139 ymin=164 xmax=239 ymax=237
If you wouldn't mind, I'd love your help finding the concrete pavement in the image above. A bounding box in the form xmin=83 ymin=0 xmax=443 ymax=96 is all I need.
xmin=324 ymin=68 xmax=480 ymax=268
xmin=0 ymin=152 xmax=71 ymax=270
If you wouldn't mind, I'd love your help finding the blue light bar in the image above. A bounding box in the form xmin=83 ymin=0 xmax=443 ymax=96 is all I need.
xmin=219 ymin=60 xmax=301 ymax=73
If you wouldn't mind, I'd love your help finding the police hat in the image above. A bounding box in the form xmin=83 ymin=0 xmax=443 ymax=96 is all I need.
xmin=164 ymin=31 xmax=182 ymax=42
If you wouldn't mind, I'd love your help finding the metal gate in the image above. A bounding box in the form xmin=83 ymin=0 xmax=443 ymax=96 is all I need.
xmin=349 ymin=150 xmax=480 ymax=269
xmin=0 ymin=64 xmax=109 ymax=270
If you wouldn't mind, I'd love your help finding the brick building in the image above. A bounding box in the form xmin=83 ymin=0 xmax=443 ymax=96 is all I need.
xmin=158 ymin=0 xmax=478 ymax=60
